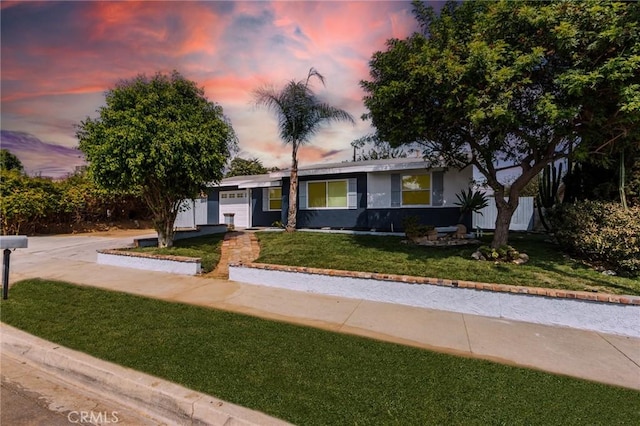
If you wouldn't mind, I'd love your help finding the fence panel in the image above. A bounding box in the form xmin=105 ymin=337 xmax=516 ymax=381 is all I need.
xmin=194 ymin=198 xmax=208 ymax=225
xmin=174 ymin=200 xmax=195 ymax=229
xmin=472 ymin=197 xmax=534 ymax=231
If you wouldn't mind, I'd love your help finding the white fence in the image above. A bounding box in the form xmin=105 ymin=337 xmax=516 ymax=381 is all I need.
xmin=174 ymin=198 xmax=208 ymax=229
xmin=472 ymin=197 xmax=534 ymax=231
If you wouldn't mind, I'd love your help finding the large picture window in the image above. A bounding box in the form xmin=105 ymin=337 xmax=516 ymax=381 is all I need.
xmin=402 ymin=174 xmax=431 ymax=206
xmin=307 ymin=180 xmax=348 ymax=209
xmin=268 ymin=187 xmax=282 ymax=211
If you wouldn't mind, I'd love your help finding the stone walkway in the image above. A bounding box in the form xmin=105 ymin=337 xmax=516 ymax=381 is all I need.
xmin=210 ymin=230 xmax=261 ymax=278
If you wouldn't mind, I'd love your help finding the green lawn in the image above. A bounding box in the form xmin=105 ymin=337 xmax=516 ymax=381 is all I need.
xmin=127 ymin=233 xmax=225 ymax=273
xmin=256 ymin=231 xmax=640 ymax=296
xmin=2 ymin=279 xmax=638 ymax=425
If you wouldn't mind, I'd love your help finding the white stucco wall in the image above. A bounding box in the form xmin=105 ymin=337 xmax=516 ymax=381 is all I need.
xmin=97 ymin=252 xmax=201 ymax=275
xmin=367 ymin=168 xmax=473 ymax=209
xmin=229 ymin=266 xmax=639 ymax=338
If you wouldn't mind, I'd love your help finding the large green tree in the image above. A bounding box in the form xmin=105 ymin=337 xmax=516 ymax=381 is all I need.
xmin=254 ymin=68 xmax=354 ymax=231
xmin=362 ymin=0 xmax=639 ymax=248
xmin=77 ymin=71 xmax=236 ymax=247
xmin=555 ymin=1 xmax=640 ymax=208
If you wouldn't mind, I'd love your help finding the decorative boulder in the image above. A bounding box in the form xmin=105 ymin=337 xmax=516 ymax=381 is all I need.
xmin=471 ymin=250 xmax=486 ymax=261
xmin=455 ymin=224 xmax=467 ymax=239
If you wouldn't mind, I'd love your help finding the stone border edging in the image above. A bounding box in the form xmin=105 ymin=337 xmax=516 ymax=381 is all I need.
xmin=242 ymin=263 xmax=640 ymax=305
xmin=229 ymin=263 xmax=640 ymax=337
xmin=1 ymin=323 xmax=291 ymax=426
xmin=97 ymin=249 xmax=201 ymax=275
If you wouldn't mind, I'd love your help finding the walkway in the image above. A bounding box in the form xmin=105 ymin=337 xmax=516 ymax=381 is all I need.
xmin=210 ymin=231 xmax=261 ymax=278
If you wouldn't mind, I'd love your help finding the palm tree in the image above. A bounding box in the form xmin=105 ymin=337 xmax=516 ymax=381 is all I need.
xmin=254 ymin=68 xmax=355 ymax=231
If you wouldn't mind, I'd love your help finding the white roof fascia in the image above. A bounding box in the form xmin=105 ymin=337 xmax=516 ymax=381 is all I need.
xmin=237 ymin=180 xmax=281 ymax=189
xmin=269 ymin=158 xmax=437 ymax=178
xmin=214 ymin=173 xmax=280 ymax=189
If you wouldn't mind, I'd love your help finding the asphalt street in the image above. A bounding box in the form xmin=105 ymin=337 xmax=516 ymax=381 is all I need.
xmin=1 ymin=353 xmax=160 ymax=426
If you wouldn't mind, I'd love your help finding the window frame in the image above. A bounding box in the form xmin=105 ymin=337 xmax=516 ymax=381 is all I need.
xmin=305 ymin=179 xmax=349 ymax=210
xmin=400 ymin=173 xmax=432 ymax=207
xmin=267 ymin=187 xmax=282 ymax=211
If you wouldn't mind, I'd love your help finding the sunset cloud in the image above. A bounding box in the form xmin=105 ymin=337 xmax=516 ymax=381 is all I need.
xmin=1 ymin=1 xmax=428 ymax=176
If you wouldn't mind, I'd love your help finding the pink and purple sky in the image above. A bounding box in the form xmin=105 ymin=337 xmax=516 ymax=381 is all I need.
xmin=1 ymin=0 xmax=436 ymax=178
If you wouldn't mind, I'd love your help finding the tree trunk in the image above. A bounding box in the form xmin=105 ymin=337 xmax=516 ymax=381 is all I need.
xmin=286 ymin=143 xmax=299 ymax=232
xmin=154 ymin=207 xmax=177 ymax=248
xmin=620 ymin=150 xmax=628 ymax=210
xmin=491 ymin=197 xmax=518 ymax=248
xmin=156 ymin=219 xmax=175 ymax=248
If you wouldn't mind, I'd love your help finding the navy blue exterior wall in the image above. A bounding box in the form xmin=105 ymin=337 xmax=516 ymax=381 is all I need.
xmin=251 ymin=188 xmax=281 ymax=227
xmin=215 ymin=172 xmax=464 ymax=230
xmin=367 ymin=208 xmax=470 ymax=232
xmin=279 ymin=174 xmax=367 ymax=229
xmin=205 ymin=188 xmax=220 ymax=224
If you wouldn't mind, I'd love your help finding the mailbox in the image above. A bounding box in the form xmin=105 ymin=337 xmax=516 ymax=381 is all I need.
xmin=0 ymin=235 xmax=28 ymax=249
xmin=1 ymin=235 xmax=28 ymax=299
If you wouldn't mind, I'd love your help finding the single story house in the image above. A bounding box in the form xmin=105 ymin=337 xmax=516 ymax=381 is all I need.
xmin=175 ymin=158 xmax=474 ymax=232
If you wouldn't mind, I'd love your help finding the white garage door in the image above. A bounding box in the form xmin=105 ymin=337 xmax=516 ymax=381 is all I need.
xmin=219 ymin=190 xmax=250 ymax=228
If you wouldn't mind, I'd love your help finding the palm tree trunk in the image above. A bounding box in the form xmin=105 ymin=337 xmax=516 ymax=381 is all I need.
xmin=286 ymin=143 xmax=299 ymax=232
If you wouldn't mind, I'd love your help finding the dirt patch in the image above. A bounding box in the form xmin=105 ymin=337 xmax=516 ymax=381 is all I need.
xmin=30 ymin=220 xmax=155 ymax=238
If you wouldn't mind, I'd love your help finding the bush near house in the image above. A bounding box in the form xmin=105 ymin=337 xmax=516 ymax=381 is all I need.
xmin=0 ymin=170 xmax=149 ymax=235
xmin=549 ymin=201 xmax=640 ymax=277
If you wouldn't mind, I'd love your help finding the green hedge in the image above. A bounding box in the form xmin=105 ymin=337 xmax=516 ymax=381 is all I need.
xmin=549 ymin=201 xmax=640 ymax=276
xmin=0 ymin=170 xmax=149 ymax=235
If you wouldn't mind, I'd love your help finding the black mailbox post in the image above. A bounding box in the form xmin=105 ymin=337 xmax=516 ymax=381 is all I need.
xmin=0 ymin=236 xmax=28 ymax=299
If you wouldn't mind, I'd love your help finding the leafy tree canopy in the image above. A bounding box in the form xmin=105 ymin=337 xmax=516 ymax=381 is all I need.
xmin=0 ymin=149 xmax=24 ymax=173
xmin=77 ymin=70 xmax=237 ymax=247
xmin=225 ymin=157 xmax=277 ymax=178
xmin=362 ymin=0 xmax=639 ymax=247
xmin=350 ymin=134 xmax=416 ymax=161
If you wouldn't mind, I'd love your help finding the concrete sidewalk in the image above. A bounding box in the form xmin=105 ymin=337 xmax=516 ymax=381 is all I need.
xmin=4 ymin=232 xmax=640 ymax=397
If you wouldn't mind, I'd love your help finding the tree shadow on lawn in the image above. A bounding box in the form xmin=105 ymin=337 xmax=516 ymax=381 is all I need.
xmin=347 ymin=234 xmax=640 ymax=295
xmin=529 ymin=259 xmax=640 ymax=295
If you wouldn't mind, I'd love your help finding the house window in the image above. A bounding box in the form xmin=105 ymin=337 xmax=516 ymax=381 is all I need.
xmin=307 ymin=180 xmax=348 ymax=209
xmin=268 ymin=187 xmax=282 ymax=211
xmin=402 ymin=174 xmax=431 ymax=206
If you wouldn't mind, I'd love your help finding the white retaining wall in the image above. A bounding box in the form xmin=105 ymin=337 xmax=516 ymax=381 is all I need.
xmin=97 ymin=251 xmax=201 ymax=275
xmin=229 ymin=265 xmax=639 ymax=338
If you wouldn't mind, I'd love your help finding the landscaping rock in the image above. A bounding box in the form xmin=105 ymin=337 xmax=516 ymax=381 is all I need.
xmin=455 ymin=224 xmax=467 ymax=239
xmin=471 ymin=250 xmax=486 ymax=261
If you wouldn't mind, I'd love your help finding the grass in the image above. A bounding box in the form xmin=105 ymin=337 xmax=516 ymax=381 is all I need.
xmin=255 ymin=231 xmax=640 ymax=296
xmin=2 ymin=279 xmax=638 ymax=425
xmin=127 ymin=233 xmax=225 ymax=273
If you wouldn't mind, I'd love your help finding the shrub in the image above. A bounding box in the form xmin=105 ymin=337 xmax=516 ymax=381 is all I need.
xmin=478 ymin=245 xmax=520 ymax=262
xmin=548 ymin=201 xmax=640 ymax=276
xmin=402 ymin=216 xmax=435 ymax=239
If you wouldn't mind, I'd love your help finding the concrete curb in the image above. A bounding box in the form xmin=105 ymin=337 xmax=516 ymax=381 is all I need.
xmin=1 ymin=323 xmax=291 ymax=426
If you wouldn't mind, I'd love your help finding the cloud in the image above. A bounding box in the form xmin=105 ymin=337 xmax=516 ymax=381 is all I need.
xmin=1 ymin=130 xmax=85 ymax=178
xmin=1 ymin=1 xmax=424 ymax=177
